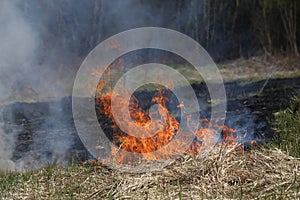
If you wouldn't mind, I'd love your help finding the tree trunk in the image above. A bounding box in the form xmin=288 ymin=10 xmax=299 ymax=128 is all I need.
xmin=279 ymin=1 xmax=299 ymax=56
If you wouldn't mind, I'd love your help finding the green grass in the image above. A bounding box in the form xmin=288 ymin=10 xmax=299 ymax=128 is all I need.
xmin=272 ymin=97 xmax=300 ymax=158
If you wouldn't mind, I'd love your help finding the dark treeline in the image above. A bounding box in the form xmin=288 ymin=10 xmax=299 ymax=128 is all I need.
xmin=19 ymin=0 xmax=300 ymax=63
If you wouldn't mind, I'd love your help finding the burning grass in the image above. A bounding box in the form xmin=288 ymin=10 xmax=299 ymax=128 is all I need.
xmin=96 ymin=90 xmax=237 ymax=168
xmin=0 ymin=146 xmax=299 ymax=199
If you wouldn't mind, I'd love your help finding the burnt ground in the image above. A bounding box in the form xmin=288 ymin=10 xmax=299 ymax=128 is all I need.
xmin=225 ymin=77 xmax=300 ymax=139
xmin=0 ymin=77 xmax=299 ymax=168
xmin=0 ymin=98 xmax=90 ymax=168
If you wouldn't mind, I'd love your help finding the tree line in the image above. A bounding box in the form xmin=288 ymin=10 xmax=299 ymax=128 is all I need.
xmin=19 ymin=0 xmax=300 ymax=62
xmin=176 ymin=0 xmax=300 ymax=59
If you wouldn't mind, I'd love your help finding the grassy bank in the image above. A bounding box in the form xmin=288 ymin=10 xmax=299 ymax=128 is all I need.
xmin=0 ymin=146 xmax=299 ymax=199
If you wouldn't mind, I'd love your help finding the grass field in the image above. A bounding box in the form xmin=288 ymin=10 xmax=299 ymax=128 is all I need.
xmin=0 ymin=146 xmax=299 ymax=199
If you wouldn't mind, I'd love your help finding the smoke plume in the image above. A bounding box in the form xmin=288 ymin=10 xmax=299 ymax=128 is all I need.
xmin=0 ymin=1 xmax=74 ymax=171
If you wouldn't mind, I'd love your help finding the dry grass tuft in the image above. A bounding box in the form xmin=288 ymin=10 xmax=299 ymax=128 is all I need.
xmin=1 ymin=146 xmax=299 ymax=199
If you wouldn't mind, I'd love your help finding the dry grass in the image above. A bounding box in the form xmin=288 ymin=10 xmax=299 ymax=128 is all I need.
xmin=0 ymin=146 xmax=299 ymax=199
xmin=219 ymin=55 xmax=300 ymax=82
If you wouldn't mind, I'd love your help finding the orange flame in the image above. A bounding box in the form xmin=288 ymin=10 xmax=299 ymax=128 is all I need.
xmin=95 ymin=92 xmax=238 ymax=165
xmin=105 ymin=39 xmax=123 ymax=51
xmin=93 ymin=61 xmax=239 ymax=165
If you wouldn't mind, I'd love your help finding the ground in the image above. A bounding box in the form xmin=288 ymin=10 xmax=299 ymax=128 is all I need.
xmin=0 ymin=56 xmax=299 ymax=199
xmin=0 ymin=146 xmax=299 ymax=199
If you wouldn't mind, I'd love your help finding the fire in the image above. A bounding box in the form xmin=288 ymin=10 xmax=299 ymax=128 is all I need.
xmin=250 ymin=140 xmax=257 ymax=146
xmin=220 ymin=126 xmax=237 ymax=146
xmin=96 ymin=90 xmax=183 ymax=164
xmin=91 ymin=58 xmax=239 ymax=166
xmin=94 ymin=82 xmax=238 ymax=165
xmin=105 ymin=39 xmax=123 ymax=51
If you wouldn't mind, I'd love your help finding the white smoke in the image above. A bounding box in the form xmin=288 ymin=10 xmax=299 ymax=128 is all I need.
xmin=0 ymin=122 xmax=16 ymax=171
xmin=0 ymin=1 xmax=75 ymax=171
xmin=0 ymin=1 xmax=37 ymax=96
xmin=0 ymin=1 xmax=38 ymax=171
